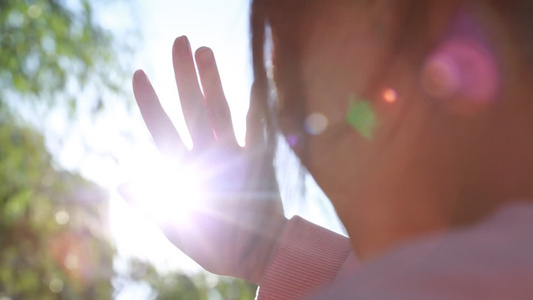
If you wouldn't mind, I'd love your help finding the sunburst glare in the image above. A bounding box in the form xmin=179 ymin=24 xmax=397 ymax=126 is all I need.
xmin=119 ymin=157 xmax=205 ymax=227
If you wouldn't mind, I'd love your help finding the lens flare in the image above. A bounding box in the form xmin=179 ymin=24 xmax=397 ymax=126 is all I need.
xmin=422 ymin=38 xmax=500 ymax=103
xmin=119 ymin=158 xmax=204 ymax=227
xmin=346 ymin=94 xmax=377 ymax=139
xmin=55 ymin=210 xmax=70 ymax=225
xmin=382 ymin=88 xmax=398 ymax=103
xmin=49 ymin=278 xmax=64 ymax=293
xmin=422 ymin=52 xmax=461 ymax=99
xmin=48 ymin=231 xmax=102 ymax=287
xmin=286 ymin=135 xmax=299 ymax=147
xmin=304 ymin=113 xmax=329 ymax=135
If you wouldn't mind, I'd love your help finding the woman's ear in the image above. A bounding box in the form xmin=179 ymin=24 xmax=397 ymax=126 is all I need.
xmin=420 ymin=12 xmax=500 ymax=115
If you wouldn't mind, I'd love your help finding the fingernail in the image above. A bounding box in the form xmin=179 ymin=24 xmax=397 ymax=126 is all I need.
xmin=175 ymin=36 xmax=190 ymax=56
xmin=196 ymin=47 xmax=212 ymax=66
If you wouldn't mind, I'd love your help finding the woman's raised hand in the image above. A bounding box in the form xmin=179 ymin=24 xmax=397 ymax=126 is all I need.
xmin=124 ymin=36 xmax=286 ymax=283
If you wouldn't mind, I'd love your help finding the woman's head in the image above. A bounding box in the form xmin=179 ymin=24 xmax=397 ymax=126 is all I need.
xmin=252 ymin=0 xmax=533 ymax=258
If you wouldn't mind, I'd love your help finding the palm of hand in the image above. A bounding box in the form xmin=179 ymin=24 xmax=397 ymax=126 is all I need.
xmin=124 ymin=36 xmax=285 ymax=283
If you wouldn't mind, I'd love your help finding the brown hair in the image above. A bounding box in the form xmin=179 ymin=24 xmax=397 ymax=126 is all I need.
xmin=250 ymin=0 xmax=436 ymax=158
xmin=250 ymin=0 xmax=533 ymax=157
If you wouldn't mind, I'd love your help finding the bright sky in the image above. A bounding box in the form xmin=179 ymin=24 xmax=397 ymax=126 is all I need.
xmin=44 ymin=0 xmax=343 ymax=298
xmin=106 ymin=0 xmax=256 ymax=275
xmin=135 ymin=0 xmax=253 ymax=146
xmin=99 ymin=0 xmax=343 ymax=269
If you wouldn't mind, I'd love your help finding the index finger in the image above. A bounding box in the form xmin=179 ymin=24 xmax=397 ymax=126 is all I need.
xmin=133 ymin=70 xmax=185 ymax=157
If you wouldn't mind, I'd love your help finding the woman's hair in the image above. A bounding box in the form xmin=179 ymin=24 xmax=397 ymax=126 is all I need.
xmin=250 ymin=0 xmax=280 ymax=161
xmin=250 ymin=0 xmax=436 ymax=158
xmin=250 ymin=0 xmax=533 ymax=157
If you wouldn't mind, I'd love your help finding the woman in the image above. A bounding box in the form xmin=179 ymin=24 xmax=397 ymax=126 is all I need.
xmin=126 ymin=0 xmax=533 ymax=299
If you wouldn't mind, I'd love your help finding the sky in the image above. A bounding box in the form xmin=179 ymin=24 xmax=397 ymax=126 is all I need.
xmin=46 ymin=0 xmax=343 ymax=298
xmin=98 ymin=0 xmax=343 ymax=266
xmin=108 ymin=0 xmax=257 ymax=271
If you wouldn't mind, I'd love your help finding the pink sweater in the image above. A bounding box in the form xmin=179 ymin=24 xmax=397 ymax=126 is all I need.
xmin=257 ymin=202 xmax=533 ymax=300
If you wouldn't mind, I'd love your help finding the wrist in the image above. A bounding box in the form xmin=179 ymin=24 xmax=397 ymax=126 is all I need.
xmin=244 ymin=215 xmax=288 ymax=284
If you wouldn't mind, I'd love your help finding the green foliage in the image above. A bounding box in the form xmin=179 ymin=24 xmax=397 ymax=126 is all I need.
xmin=151 ymin=274 xmax=258 ymax=300
xmin=1 ymin=0 xmax=259 ymax=298
xmin=124 ymin=259 xmax=258 ymax=300
xmin=0 ymin=0 xmax=126 ymax=298
xmin=347 ymin=94 xmax=377 ymax=139
xmin=0 ymin=0 xmax=129 ymax=115
xmin=0 ymin=114 xmax=115 ymax=299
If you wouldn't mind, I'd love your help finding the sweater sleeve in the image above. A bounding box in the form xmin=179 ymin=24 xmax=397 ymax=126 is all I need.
xmin=256 ymin=216 xmax=355 ymax=300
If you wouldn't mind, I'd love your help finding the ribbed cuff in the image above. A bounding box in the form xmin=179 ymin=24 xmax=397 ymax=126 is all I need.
xmin=257 ymin=216 xmax=352 ymax=300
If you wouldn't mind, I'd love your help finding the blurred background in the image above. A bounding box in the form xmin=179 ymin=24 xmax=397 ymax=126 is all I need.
xmin=0 ymin=0 xmax=343 ymax=299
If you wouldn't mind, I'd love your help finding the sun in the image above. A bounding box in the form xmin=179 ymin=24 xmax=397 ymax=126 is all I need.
xmin=109 ymin=148 xmax=207 ymax=273
xmin=119 ymin=155 xmax=206 ymax=227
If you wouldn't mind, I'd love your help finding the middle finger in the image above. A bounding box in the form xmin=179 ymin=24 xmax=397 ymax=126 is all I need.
xmin=172 ymin=36 xmax=214 ymax=149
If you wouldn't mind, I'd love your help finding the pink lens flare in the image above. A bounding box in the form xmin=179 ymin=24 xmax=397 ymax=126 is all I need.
xmin=423 ymin=38 xmax=500 ymax=103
